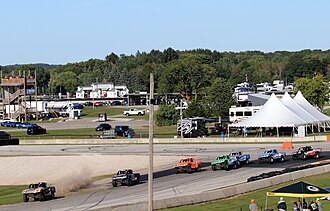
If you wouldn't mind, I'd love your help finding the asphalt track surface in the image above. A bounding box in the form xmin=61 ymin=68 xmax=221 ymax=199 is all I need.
xmin=1 ymin=142 xmax=330 ymax=211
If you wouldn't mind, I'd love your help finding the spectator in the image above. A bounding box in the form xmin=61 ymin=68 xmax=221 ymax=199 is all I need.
xmin=302 ymin=199 xmax=308 ymax=211
xmin=296 ymin=199 xmax=302 ymax=210
xmin=308 ymin=199 xmax=318 ymax=211
xmin=316 ymin=198 xmax=322 ymax=211
xmin=249 ymin=198 xmax=258 ymax=211
xmin=293 ymin=202 xmax=300 ymax=211
xmin=277 ymin=197 xmax=287 ymax=211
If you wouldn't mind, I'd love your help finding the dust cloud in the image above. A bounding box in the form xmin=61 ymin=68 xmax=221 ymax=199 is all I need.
xmin=52 ymin=168 xmax=93 ymax=194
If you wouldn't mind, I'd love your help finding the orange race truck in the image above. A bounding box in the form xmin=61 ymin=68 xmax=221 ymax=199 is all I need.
xmin=174 ymin=158 xmax=202 ymax=174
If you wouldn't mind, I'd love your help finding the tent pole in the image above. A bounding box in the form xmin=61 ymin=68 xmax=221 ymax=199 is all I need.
xmin=276 ymin=127 xmax=279 ymax=137
xmin=265 ymin=195 xmax=268 ymax=210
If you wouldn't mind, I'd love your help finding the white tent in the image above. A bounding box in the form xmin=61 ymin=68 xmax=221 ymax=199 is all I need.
xmin=281 ymin=92 xmax=319 ymax=125
xmin=294 ymin=91 xmax=330 ymax=122
xmin=230 ymin=93 xmax=307 ymax=128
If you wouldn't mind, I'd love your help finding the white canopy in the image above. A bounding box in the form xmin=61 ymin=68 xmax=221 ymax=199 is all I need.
xmin=230 ymin=93 xmax=307 ymax=128
xmin=281 ymin=92 xmax=319 ymax=124
xmin=294 ymin=91 xmax=330 ymax=122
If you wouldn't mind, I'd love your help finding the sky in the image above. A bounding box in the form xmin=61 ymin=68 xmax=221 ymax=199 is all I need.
xmin=1 ymin=0 xmax=330 ymax=65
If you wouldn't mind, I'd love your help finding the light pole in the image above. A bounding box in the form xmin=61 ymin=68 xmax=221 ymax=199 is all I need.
xmin=148 ymin=73 xmax=154 ymax=211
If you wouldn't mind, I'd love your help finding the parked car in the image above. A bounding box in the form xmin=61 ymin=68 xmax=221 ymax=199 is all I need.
xmin=27 ymin=126 xmax=47 ymax=135
xmin=94 ymin=102 xmax=103 ymax=107
xmin=0 ymin=131 xmax=11 ymax=139
xmin=123 ymin=109 xmax=145 ymax=116
xmin=73 ymin=103 xmax=84 ymax=109
xmin=7 ymin=121 xmax=20 ymax=127
xmin=84 ymin=101 xmax=93 ymax=106
xmin=95 ymin=123 xmax=112 ymax=131
xmin=292 ymin=146 xmax=321 ymax=160
xmin=258 ymin=148 xmax=286 ymax=164
xmin=114 ymin=125 xmax=134 ymax=137
xmin=16 ymin=122 xmax=37 ymax=129
xmin=111 ymin=101 xmax=122 ymax=106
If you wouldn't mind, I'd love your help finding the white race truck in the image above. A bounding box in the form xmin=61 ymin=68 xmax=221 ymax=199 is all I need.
xmin=123 ymin=109 xmax=145 ymax=116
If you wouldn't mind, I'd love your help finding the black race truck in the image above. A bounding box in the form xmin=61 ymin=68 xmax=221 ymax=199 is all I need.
xmin=112 ymin=169 xmax=140 ymax=187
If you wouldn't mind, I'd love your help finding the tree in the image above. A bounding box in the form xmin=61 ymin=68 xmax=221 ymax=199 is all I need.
xmin=51 ymin=71 xmax=79 ymax=95
xmin=158 ymin=54 xmax=216 ymax=100
xmin=294 ymin=75 xmax=328 ymax=109
xmin=203 ymin=78 xmax=234 ymax=117
xmin=155 ymin=104 xmax=179 ymax=126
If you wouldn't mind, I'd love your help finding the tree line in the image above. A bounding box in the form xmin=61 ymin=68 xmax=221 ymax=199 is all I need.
xmin=1 ymin=48 xmax=330 ymax=120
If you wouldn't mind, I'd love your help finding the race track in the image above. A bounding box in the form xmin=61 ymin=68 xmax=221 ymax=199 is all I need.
xmin=0 ymin=142 xmax=329 ymax=211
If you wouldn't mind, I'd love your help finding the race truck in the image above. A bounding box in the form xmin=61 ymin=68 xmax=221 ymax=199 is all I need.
xmin=292 ymin=146 xmax=321 ymax=160
xmin=112 ymin=169 xmax=140 ymax=187
xmin=123 ymin=109 xmax=145 ymax=116
xmin=174 ymin=158 xmax=202 ymax=173
xmin=258 ymin=148 xmax=286 ymax=164
xmin=229 ymin=150 xmax=251 ymax=165
xmin=22 ymin=182 xmax=56 ymax=202
xmin=211 ymin=155 xmax=240 ymax=171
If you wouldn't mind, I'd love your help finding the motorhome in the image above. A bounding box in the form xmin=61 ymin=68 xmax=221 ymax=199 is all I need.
xmin=232 ymin=82 xmax=255 ymax=103
xmin=256 ymin=82 xmax=272 ymax=93
xmin=229 ymin=106 xmax=261 ymax=123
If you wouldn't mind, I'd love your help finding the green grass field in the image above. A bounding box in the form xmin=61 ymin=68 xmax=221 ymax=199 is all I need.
xmin=8 ymin=128 xmax=100 ymax=140
xmin=163 ymin=173 xmax=330 ymax=211
xmin=0 ymin=185 xmax=27 ymax=205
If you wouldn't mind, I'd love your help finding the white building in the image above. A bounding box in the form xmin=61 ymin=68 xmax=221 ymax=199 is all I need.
xmin=75 ymin=83 xmax=129 ymax=99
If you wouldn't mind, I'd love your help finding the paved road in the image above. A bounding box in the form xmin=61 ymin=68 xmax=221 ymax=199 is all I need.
xmin=1 ymin=142 xmax=329 ymax=211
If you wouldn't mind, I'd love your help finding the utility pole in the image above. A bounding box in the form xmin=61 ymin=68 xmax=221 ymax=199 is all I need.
xmin=23 ymin=70 xmax=27 ymax=122
xmin=180 ymin=99 xmax=183 ymax=138
xmin=148 ymin=73 xmax=154 ymax=211
xmin=35 ymin=69 xmax=38 ymax=121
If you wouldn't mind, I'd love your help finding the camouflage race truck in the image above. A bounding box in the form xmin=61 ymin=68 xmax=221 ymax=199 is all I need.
xmin=22 ymin=182 xmax=56 ymax=202
xmin=211 ymin=155 xmax=240 ymax=171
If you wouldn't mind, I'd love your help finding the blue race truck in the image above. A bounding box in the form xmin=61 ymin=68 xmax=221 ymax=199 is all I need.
xmin=258 ymin=148 xmax=286 ymax=164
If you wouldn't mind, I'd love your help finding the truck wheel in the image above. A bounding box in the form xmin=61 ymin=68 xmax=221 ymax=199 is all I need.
xmin=233 ymin=163 xmax=237 ymax=169
xmin=23 ymin=194 xmax=29 ymax=202
xmin=314 ymin=153 xmax=320 ymax=159
xmin=38 ymin=192 xmax=45 ymax=201
xmin=51 ymin=192 xmax=55 ymax=200
xmin=197 ymin=165 xmax=201 ymax=172
xmin=175 ymin=168 xmax=180 ymax=174
xmin=112 ymin=181 xmax=118 ymax=187
xmin=187 ymin=165 xmax=192 ymax=174
xmin=138 ymin=113 xmax=141 ymax=115
xmin=280 ymin=156 xmax=285 ymax=162
xmin=236 ymin=160 xmax=241 ymax=167
xmin=303 ymin=154 xmax=307 ymax=160
xmin=258 ymin=159 xmax=263 ymax=164
xmin=245 ymin=159 xmax=249 ymax=165
xmin=126 ymin=113 xmax=130 ymax=116
xmin=211 ymin=165 xmax=217 ymax=171
xmin=269 ymin=157 xmax=274 ymax=164
xmin=224 ymin=162 xmax=229 ymax=171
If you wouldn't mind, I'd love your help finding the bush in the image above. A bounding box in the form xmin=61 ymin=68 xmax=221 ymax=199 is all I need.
xmin=155 ymin=104 xmax=179 ymax=126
